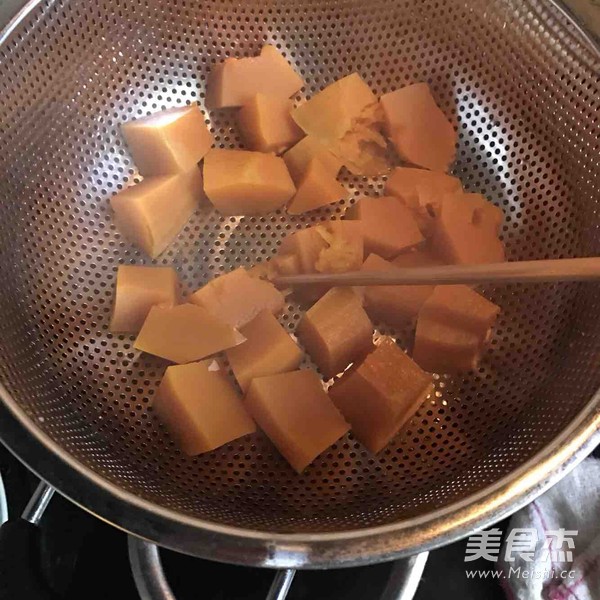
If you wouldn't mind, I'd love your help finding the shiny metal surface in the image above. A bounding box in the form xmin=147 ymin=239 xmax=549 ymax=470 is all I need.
xmin=380 ymin=553 xmax=429 ymax=600
xmin=265 ymin=569 xmax=296 ymax=600
xmin=21 ymin=481 xmax=54 ymax=526
xmin=129 ymin=537 xmax=176 ymax=600
xmin=0 ymin=0 xmax=599 ymax=569
xmin=0 ymin=474 xmax=6 ymax=524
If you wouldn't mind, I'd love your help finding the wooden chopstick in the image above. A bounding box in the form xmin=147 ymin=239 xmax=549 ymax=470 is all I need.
xmin=274 ymin=257 xmax=600 ymax=287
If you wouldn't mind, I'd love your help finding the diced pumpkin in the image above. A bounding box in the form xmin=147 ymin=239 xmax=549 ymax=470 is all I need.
xmin=296 ymin=287 xmax=373 ymax=379
xmin=203 ymin=149 xmax=296 ymax=215
xmin=110 ymin=266 xmax=179 ymax=333
xmin=392 ymin=248 xmax=445 ymax=269
xmin=291 ymin=74 xmax=389 ymax=175
xmin=412 ymin=318 xmax=483 ymax=373
xmin=286 ymin=158 xmax=347 ymax=214
xmin=244 ymin=370 xmax=350 ymax=472
xmin=380 ymin=83 xmax=457 ymax=172
xmin=207 ymin=45 xmax=304 ymax=109
xmin=237 ymin=93 xmax=303 ymax=154
xmin=348 ymin=196 xmax=424 ymax=258
xmin=430 ymin=192 xmax=505 ymax=264
xmin=110 ymin=168 xmax=204 ymax=258
xmin=313 ymin=221 xmax=364 ymax=274
xmin=360 ymin=253 xmax=436 ymax=325
xmin=385 ymin=167 xmax=462 ymax=206
xmin=134 ymin=304 xmax=244 ymax=363
xmin=419 ymin=285 xmax=500 ymax=338
xmin=154 ymin=360 xmax=255 ymax=455
xmin=412 ymin=285 xmax=500 ymax=373
xmin=329 ymin=338 xmax=433 ymax=454
xmin=283 ymin=135 xmax=343 ymax=182
xmin=226 ymin=310 xmax=303 ymax=391
xmin=121 ymin=105 xmax=213 ymax=176
xmin=279 ymin=221 xmax=363 ymax=275
xmin=189 ymin=267 xmax=285 ymax=329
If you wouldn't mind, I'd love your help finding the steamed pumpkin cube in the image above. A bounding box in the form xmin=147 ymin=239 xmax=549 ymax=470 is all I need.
xmin=244 ymin=370 xmax=350 ymax=472
xmin=286 ymin=158 xmax=347 ymax=214
xmin=154 ymin=361 xmax=255 ymax=455
xmin=283 ymin=135 xmax=343 ymax=182
xmin=381 ymin=83 xmax=457 ymax=172
xmin=203 ymin=149 xmax=296 ymax=215
xmin=431 ymin=193 xmax=505 ymax=264
xmin=110 ymin=266 xmax=179 ymax=333
xmin=207 ymin=45 xmax=304 ymax=109
xmin=412 ymin=319 xmax=483 ymax=373
xmin=189 ymin=267 xmax=285 ymax=329
xmin=279 ymin=221 xmax=363 ymax=276
xmin=134 ymin=304 xmax=244 ymax=363
xmin=121 ymin=105 xmax=213 ymax=177
xmin=270 ymin=253 xmax=301 ymax=277
xmin=385 ymin=167 xmax=462 ymax=206
xmin=291 ymin=74 xmax=388 ymax=175
xmin=412 ymin=285 xmax=500 ymax=373
xmin=314 ymin=221 xmax=364 ymax=274
xmin=360 ymin=254 xmax=436 ymax=325
xmin=297 ymin=287 xmax=373 ymax=379
xmin=392 ymin=248 xmax=445 ymax=269
xmin=237 ymin=94 xmax=303 ymax=154
xmin=349 ymin=196 xmax=424 ymax=259
xmin=279 ymin=227 xmax=327 ymax=274
xmin=419 ymin=285 xmax=500 ymax=338
xmin=226 ymin=310 xmax=303 ymax=391
xmin=110 ymin=168 xmax=203 ymax=258
xmin=329 ymin=338 xmax=433 ymax=454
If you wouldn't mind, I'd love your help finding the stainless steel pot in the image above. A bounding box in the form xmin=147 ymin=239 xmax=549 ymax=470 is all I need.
xmin=0 ymin=0 xmax=599 ymax=597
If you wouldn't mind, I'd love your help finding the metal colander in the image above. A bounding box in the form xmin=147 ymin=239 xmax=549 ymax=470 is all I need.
xmin=0 ymin=0 xmax=599 ymax=569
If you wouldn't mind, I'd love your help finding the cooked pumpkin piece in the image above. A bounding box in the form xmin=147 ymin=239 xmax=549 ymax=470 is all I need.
xmin=360 ymin=253 xmax=436 ymax=325
xmin=348 ymin=196 xmax=424 ymax=259
xmin=244 ymin=370 xmax=350 ymax=473
xmin=380 ymin=82 xmax=457 ymax=172
xmin=237 ymin=93 xmax=303 ymax=154
xmin=154 ymin=360 xmax=255 ymax=455
xmin=412 ymin=285 xmax=500 ymax=373
xmin=203 ymin=149 xmax=296 ymax=215
xmin=110 ymin=266 xmax=179 ymax=333
xmin=329 ymin=338 xmax=433 ymax=454
xmin=110 ymin=168 xmax=204 ymax=258
xmin=283 ymin=135 xmax=343 ymax=182
xmin=286 ymin=157 xmax=347 ymax=214
xmin=189 ymin=267 xmax=285 ymax=329
xmin=297 ymin=287 xmax=373 ymax=379
xmin=385 ymin=167 xmax=462 ymax=206
xmin=430 ymin=192 xmax=505 ymax=264
xmin=134 ymin=304 xmax=244 ymax=363
xmin=226 ymin=310 xmax=303 ymax=392
xmin=121 ymin=105 xmax=213 ymax=176
xmin=291 ymin=73 xmax=389 ymax=176
xmin=207 ymin=45 xmax=304 ymax=109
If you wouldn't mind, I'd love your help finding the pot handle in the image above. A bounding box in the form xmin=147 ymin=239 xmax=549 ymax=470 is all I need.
xmin=0 ymin=481 xmax=57 ymax=600
xmin=129 ymin=537 xmax=428 ymax=600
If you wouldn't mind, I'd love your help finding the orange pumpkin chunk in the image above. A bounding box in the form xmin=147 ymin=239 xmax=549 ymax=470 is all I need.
xmin=154 ymin=361 xmax=255 ymax=455
xmin=360 ymin=253 xmax=436 ymax=325
xmin=226 ymin=310 xmax=303 ymax=392
xmin=349 ymin=196 xmax=424 ymax=259
xmin=329 ymin=338 xmax=433 ymax=454
xmin=381 ymin=83 xmax=457 ymax=172
xmin=431 ymin=193 xmax=505 ymax=264
xmin=121 ymin=105 xmax=213 ymax=176
xmin=286 ymin=158 xmax=347 ymax=214
xmin=203 ymin=149 xmax=295 ymax=215
xmin=237 ymin=94 xmax=303 ymax=154
xmin=189 ymin=267 xmax=285 ymax=329
xmin=207 ymin=45 xmax=304 ymax=109
xmin=110 ymin=266 xmax=179 ymax=333
xmin=244 ymin=370 xmax=350 ymax=473
xmin=297 ymin=287 xmax=373 ymax=379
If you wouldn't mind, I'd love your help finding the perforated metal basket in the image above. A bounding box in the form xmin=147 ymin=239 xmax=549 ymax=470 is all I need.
xmin=0 ymin=0 xmax=599 ymax=570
